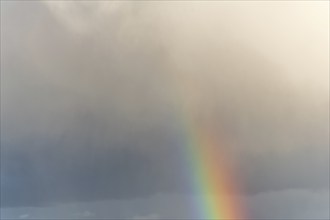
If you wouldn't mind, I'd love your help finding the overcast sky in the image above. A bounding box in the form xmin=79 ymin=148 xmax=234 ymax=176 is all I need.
xmin=1 ymin=1 xmax=329 ymax=219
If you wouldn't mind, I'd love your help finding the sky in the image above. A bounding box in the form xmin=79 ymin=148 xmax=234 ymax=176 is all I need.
xmin=1 ymin=1 xmax=329 ymax=219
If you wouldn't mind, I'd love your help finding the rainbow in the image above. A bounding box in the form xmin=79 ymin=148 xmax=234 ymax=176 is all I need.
xmin=174 ymin=75 xmax=245 ymax=219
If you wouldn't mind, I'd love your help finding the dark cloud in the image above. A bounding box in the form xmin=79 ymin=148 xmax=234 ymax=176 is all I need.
xmin=1 ymin=2 xmax=328 ymax=219
xmin=2 ymin=145 xmax=161 ymax=207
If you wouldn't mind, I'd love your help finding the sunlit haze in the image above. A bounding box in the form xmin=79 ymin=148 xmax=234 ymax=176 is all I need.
xmin=1 ymin=1 xmax=329 ymax=219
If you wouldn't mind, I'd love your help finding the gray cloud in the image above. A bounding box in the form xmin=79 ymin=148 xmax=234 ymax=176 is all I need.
xmin=246 ymin=189 xmax=330 ymax=219
xmin=1 ymin=191 xmax=329 ymax=219
xmin=1 ymin=1 xmax=329 ymax=218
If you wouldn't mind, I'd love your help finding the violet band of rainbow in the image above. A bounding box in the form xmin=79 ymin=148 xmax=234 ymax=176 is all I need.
xmin=172 ymin=72 xmax=246 ymax=219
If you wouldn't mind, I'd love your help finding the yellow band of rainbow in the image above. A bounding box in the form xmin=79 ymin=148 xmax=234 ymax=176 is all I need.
xmin=173 ymin=71 xmax=245 ymax=219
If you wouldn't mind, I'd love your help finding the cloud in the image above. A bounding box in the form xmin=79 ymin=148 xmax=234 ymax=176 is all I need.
xmin=73 ymin=210 xmax=94 ymax=218
xmin=132 ymin=213 xmax=160 ymax=219
xmin=44 ymin=1 xmax=127 ymax=34
xmin=18 ymin=214 xmax=29 ymax=219
xmin=246 ymin=189 xmax=330 ymax=219
xmin=1 ymin=192 xmax=328 ymax=219
xmin=1 ymin=2 xmax=328 ymax=219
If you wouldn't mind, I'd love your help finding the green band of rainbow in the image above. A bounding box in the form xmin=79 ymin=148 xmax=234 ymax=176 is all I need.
xmin=181 ymin=118 xmax=244 ymax=219
xmin=173 ymin=73 xmax=245 ymax=219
